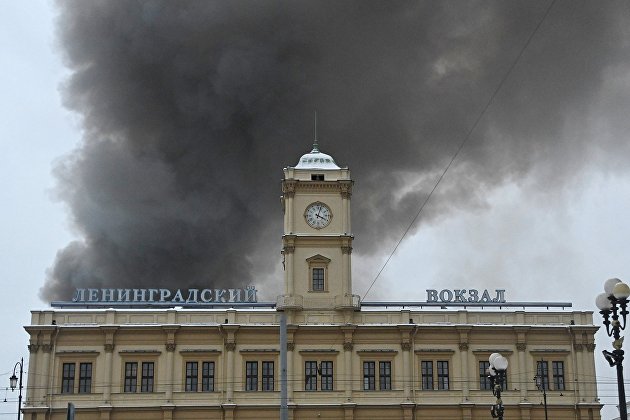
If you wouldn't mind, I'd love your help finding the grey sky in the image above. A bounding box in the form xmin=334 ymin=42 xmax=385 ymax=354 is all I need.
xmin=1 ymin=1 xmax=630 ymax=418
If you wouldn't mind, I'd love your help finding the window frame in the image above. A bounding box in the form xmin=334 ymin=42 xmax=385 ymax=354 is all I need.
xmin=180 ymin=351 xmax=220 ymax=393
xmin=479 ymin=360 xmax=508 ymax=390
xmin=304 ymin=360 xmax=334 ymax=391
xmin=119 ymin=354 xmax=159 ymax=394
xmin=416 ymin=349 xmax=455 ymax=391
xmin=320 ymin=361 xmax=334 ymax=391
xmin=552 ymin=361 xmax=565 ymax=391
xmin=436 ymin=360 xmax=449 ymax=390
xmin=306 ymin=255 xmax=331 ymax=293
xmin=78 ymin=362 xmax=93 ymax=393
xmin=262 ymin=361 xmax=275 ymax=391
xmin=57 ymin=354 xmax=96 ymax=395
xmin=240 ymin=351 xmax=278 ymax=392
xmin=245 ymin=361 xmax=259 ymax=391
xmin=536 ymin=359 xmax=566 ymax=391
xmin=61 ymin=362 xmax=75 ymax=394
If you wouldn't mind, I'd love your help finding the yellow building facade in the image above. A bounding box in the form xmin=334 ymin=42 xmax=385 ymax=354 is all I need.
xmin=23 ymin=144 xmax=601 ymax=419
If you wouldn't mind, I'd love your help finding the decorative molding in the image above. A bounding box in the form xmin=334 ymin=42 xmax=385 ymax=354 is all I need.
xmin=225 ymin=342 xmax=236 ymax=352
xmin=104 ymin=344 xmax=114 ymax=353
xmin=298 ymin=349 xmax=340 ymax=355
xmin=41 ymin=344 xmax=53 ymax=353
xmin=179 ymin=349 xmax=222 ymax=355
xmin=401 ymin=342 xmax=412 ymax=351
xmin=516 ymin=343 xmax=527 ymax=351
xmin=283 ymin=245 xmax=295 ymax=254
xmin=28 ymin=344 xmax=39 ymax=353
xmin=118 ymin=350 xmax=161 ymax=355
xmin=287 ymin=343 xmax=295 ymax=351
xmin=343 ymin=342 xmax=354 ymax=351
xmin=282 ymin=181 xmax=297 ymax=197
xmin=459 ymin=343 xmax=469 ymax=351
xmin=356 ymin=349 xmax=398 ymax=355
xmin=340 ymin=181 xmax=353 ymax=198
xmin=573 ymin=343 xmax=584 ymax=351
xmin=166 ymin=343 xmax=176 ymax=352
xmin=586 ymin=343 xmax=596 ymax=352
xmin=239 ymin=349 xmax=279 ymax=354
xmin=341 ymin=246 xmax=353 ymax=255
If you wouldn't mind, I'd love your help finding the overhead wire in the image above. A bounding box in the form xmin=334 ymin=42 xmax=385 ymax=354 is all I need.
xmin=362 ymin=0 xmax=558 ymax=301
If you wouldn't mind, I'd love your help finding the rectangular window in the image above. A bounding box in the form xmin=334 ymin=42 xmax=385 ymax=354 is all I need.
xmin=312 ymin=268 xmax=325 ymax=291
xmin=363 ymin=361 xmax=376 ymax=390
xmin=141 ymin=362 xmax=154 ymax=392
xmin=379 ymin=361 xmax=392 ymax=390
xmin=78 ymin=363 xmax=92 ymax=393
xmin=480 ymin=361 xmax=508 ymax=390
xmin=537 ymin=361 xmax=549 ymax=391
xmin=186 ymin=362 xmax=198 ymax=392
xmin=479 ymin=361 xmax=492 ymax=390
xmin=552 ymin=361 xmax=565 ymax=391
xmin=320 ymin=361 xmax=333 ymax=391
xmin=421 ymin=361 xmax=433 ymax=390
xmin=311 ymin=174 xmax=325 ymax=181
xmin=246 ymin=361 xmax=258 ymax=391
xmin=262 ymin=361 xmax=274 ymax=391
xmin=437 ymin=361 xmax=449 ymax=390
xmin=305 ymin=361 xmax=318 ymax=391
xmin=202 ymin=361 xmax=215 ymax=392
xmin=124 ymin=362 xmax=138 ymax=393
xmin=61 ymin=363 xmax=75 ymax=394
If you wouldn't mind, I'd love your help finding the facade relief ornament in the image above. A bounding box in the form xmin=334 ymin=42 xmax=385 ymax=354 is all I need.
xmin=343 ymin=342 xmax=354 ymax=351
xmin=401 ymin=342 xmax=411 ymax=351
xmin=287 ymin=342 xmax=295 ymax=352
xmin=516 ymin=343 xmax=527 ymax=351
xmin=282 ymin=181 xmax=296 ymax=198
xmin=586 ymin=343 xmax=596 ymax=352
xmin=573 ymin=343 xmax=584 ymax=351
xmin=458 ymin=343 xmax=469 ymax=351
xmin=42 ymin=344 xmax=53 ymax=353
xmin=166 ymin=343 xmax=176 ymax=352
xmin=28 ymin=344 xmax=39 ymax=353
xmin=283 ymin=245 xmax=295 ymax=254
xmin=104 ymin=343 xmax=115 ymax=353
xmin=341 ymin=246 xmax=353 ymax=255
xmin=225 ymin=342 xmax=236 ymax=352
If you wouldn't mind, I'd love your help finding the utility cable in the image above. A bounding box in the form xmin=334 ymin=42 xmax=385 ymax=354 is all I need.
xmin=362 ymin=0 xmax=557 ymax=300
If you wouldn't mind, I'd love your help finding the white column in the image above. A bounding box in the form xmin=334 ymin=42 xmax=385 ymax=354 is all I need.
xmin=165 ymin=345 xmax=175 ymax=402
xmin=517 ymin=343 xmax=527 ymax=400
xmin=226 ymin=343 xmax=235 ymax=401
xmin=103 ymin=345 xmax=114 ymax=403
xmin=26 ymin=345 xmax=38 ymax=405
xmin=39 ymin=345 xmax=52 ymax=407
xmin=402 ymin=342 xmax=411 ymax=399
xmin=459 ymin=343 xmax=470 ymax=400
xmin=344 ymin=343 xmax=353 ymax=400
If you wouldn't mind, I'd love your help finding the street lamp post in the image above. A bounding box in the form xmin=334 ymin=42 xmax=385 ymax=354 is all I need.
xmin=487 ymin=352 xmax=509 ymax=420
xmin=9 ymin=358 xmax=24 ymax=420
xmin=534 ymin=360 xmax=549 ymax=420
xmin=596 ymin=277 xmax=630 ymax=420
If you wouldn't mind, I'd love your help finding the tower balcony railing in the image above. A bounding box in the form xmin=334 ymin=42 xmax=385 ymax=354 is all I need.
xmin=276 ymin=294 xmax=304 ymax=310
xmin=334 ymin=293 xmax=361 ymax=311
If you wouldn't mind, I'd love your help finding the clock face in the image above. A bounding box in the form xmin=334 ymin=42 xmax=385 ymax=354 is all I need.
xmin=304 ymin=202 xmax=332 ymax=229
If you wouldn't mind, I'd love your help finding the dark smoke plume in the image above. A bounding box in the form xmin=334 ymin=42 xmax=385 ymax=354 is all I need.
xmin=42 ymin=0 xmax=630 ymax=301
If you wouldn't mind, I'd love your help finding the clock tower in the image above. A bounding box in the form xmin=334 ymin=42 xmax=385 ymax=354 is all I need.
xmin=278 ymin=140 xmax=357 ymax=311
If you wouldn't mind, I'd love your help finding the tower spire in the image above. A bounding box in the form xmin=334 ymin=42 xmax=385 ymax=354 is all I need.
xmin=312 ymin=110 xmax=319 ymax=153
